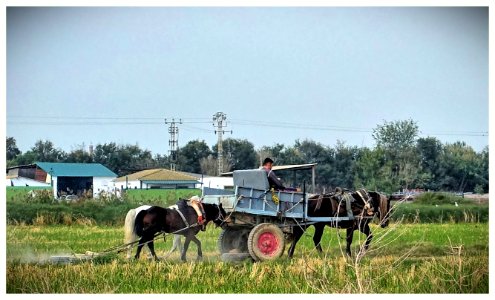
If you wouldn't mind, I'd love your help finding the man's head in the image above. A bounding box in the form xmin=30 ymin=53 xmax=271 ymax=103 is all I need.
xmin=262 ymin=157 xmax=274 ymax=170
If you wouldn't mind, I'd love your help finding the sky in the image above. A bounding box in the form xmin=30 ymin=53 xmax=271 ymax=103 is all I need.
xmin=6 ymin=7 xmax=489 ymax=155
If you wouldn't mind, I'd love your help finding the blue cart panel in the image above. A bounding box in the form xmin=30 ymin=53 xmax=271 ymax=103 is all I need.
xmin=202 ymin=169 xmax=355 ymax=223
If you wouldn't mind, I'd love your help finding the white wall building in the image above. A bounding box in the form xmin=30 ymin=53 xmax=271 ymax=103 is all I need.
xmin=35 ymin=162 xmax=117 ymax=198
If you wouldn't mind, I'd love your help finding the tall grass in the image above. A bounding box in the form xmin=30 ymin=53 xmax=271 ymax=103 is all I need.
xmin=6 ymin=223 xmax=489 ymax=293
xmin=6 ymin=187 xmax=489 ymax=225
xmin=6 ymin=188 xmax=202 ymax=225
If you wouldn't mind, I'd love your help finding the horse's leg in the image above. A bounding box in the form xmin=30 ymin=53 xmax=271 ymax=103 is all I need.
xmin=288 ymin=226 xmax=303 ymax=259
xmin=181 ymin=236 xmax=191 ymax=262
xmin=313 ymin=223 xmax=325 ymax=253
xmin=176 ymin=235 xmax=183 ymax=253
xmin=360 ymin=222 xmax=373 ymax=252
xmin=147 ymin=240 xmax=159 ymax=261
xmin=134 ymin=236 xmax=147 ymax=259
xmin=190 ymin=235 xmax=203 ymax=261
xmin=346 ymin=227 xmax=354 ymax=257
xmin=126 ymin=245 xmax=133 ymax=260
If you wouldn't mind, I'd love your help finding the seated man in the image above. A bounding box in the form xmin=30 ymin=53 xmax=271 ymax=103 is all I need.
xmin=188 ymin=195 xmax=206 ymax=226
xmin=261 ymin=157 xmax=287 ymax=191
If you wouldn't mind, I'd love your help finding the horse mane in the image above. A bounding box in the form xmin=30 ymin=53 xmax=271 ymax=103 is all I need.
xmin=202 ymin=203 xmax=219 ymax=218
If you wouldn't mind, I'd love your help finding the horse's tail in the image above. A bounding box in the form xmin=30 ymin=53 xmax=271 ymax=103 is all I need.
xmin=134 ymin=210 xmax=148 ymax=237
xmin=124 ymin=208 xmax=137 ymax=244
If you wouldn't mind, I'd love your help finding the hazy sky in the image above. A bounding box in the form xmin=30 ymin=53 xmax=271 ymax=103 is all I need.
xmin=7 ymin=7 xmax=489 ymax=155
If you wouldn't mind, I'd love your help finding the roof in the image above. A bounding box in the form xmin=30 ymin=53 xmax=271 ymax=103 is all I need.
xmin=7 ymin=164 xmax=37 ymax=171
xmin=115 ymin=168 xmax=199 ymax=182
xmin=220 ymin=163 xmax=318 ymax=176
xmin=35 ymin=162 xmax=117 ymax=177
xmin=271 ymin=163 xmax=318 ymax=171
xmin=6 ymin=176 xmax=51 ymax=187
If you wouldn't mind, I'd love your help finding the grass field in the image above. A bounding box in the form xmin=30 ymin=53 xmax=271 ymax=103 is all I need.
xmin=6 ymin=222 xmax=488 ymax=293
xmin=6 ymin=186 xmax=52 ymax=201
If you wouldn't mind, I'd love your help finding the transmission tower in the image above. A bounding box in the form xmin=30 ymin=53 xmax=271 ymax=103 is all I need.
xmin=212 ymin=112 xmax=232 ymax=175
xmin=165 ymin=118 xmax=182 ymax=171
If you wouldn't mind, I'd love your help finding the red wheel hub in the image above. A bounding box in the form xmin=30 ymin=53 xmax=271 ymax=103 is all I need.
xmin=257 ymin=232 xmax=279 ymax=256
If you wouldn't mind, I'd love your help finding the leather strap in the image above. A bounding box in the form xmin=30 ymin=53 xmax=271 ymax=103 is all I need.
xmin=174 ymin=208 xmax=190 ymax=227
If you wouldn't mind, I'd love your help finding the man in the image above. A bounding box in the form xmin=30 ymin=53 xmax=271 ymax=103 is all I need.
xmin=261 ymin=157 xmax=286 ymax=190
xmin=188 ymin=195 xmax=205 ymax=225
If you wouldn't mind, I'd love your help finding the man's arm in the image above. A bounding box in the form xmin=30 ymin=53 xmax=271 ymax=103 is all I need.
xmin=267 ymin=170 xmax=285 ymax=190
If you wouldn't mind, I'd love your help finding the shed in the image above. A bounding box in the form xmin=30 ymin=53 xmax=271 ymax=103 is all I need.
xmin=114 ymin=168 xmax=199 ymax=190
xmin=35 ymin=162 xmax=117 ymax=198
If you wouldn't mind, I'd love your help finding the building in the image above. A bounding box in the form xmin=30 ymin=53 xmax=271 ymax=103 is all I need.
xmin=179 ymin=171 xmax=234 ymax=190
xmin=7 ymin=162 xmax=117 ymax=198
xmin=114 ymin=169 xmax=199 ymax=190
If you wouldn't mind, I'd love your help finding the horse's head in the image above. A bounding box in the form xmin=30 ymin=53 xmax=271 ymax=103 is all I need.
xmin=203 ymin=203 xmax=227 ymax=227
xmin=369 ymin=192 xmax=391 ymax=228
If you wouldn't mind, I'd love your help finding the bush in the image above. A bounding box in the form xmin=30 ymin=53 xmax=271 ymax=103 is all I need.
xmin=6 ymin=201 xmax=137 ymax=226
xmin=413 ymin=192 xmax=471 ymax=205
xmin=391 ymin=203 xmax=488 ymax=223
xmin=5 ymin=187 xmax=202 ymax=225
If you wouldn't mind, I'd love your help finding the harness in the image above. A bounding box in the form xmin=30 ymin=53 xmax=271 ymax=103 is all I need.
xmin=174 ymin=202 xmax=224 ymax=229
xmin=174 ymin=207 xmax=190 ymax=228
xmin=355 ymin=189 xmax=374 ymax=216
xmin=342 ymin=192 xmax=354 ymax=218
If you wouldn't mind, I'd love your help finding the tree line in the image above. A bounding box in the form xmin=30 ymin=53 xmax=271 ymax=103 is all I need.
xmin=6 ymin=119 xmax=488 ymax=194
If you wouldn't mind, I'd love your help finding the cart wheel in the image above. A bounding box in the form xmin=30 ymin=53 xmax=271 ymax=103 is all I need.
xmin=218 ymin=227 xmax=250 ymax=255
xmin=248 ymin=223 xmax=285 ymax=261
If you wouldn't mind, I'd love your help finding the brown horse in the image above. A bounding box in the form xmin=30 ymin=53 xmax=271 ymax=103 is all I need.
xmin=287 ymin=189 xmax=391 ymax=258
xmin=133 ymin=201 xmax=226 ymax=261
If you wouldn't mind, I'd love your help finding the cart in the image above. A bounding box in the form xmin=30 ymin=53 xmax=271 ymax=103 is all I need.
xmin=202 ymin=165 xmax=356 ymax=261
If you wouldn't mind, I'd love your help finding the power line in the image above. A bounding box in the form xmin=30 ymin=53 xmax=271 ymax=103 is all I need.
xmin=7 ymin=121 xmax=162 ymax=125
xmin=6 ymin=116 xmax=487 ymax=137
xmin=230 ymin=119 xmax=372 ymax=132
xmin=9 ymin=115 xmax=212 ymax=121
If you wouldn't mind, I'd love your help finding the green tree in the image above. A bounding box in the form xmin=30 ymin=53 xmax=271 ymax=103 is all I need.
xmin=477 ymin=146 xmax=489 ymax=192
xmin=437 ymin=142 xmax=478 ymax=192
xmin=65 ymin=147 xmax=93 ymax=163
xmin=257 ymin=143 xmax=286 ymax=166
xmin=6 ymin=137 xmax=21 ymax=161
xmin=416 ymin=137 xmax=443 ymax=190
xmin=93 ymin=143 xmax=155 ymax=176
xmin=372 ymin=119 xmax=419 ymax=154
xmin=177 ymin=140 xmax=212 ymax=174
xmin=213 ymin=138 xmax=257 ymax=171
xmin=330 ymin=141 xmax=360 ymax=189
xmin=372 ymin=119 xmax=420 ymax=191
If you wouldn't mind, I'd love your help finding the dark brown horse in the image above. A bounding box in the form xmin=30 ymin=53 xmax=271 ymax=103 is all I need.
xmin=134 ymin=201 xmax=226 ymax=261
xmin=287 ymin=190 xmax=391 ymax=258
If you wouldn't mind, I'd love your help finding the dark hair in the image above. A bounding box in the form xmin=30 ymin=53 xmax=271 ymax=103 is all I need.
xmin=262 ymin=157 xmax=274 ymax=165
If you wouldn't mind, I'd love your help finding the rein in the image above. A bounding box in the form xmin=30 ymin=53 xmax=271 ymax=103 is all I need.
xmin=98 ymin=222 xmax=201 ymax=256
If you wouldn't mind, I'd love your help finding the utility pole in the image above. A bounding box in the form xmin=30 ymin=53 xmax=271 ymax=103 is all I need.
xmin=212 ymin=112 xmax=232 ymax=175
xmin=165 ymin=118 xmax=182 ymax=171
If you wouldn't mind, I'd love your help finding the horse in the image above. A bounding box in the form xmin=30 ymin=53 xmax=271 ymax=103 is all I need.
xmin=287 ymin=189 xmax=391 ymax=258
xmin=133 ymin=202 xmax=226 ymax=261
xmin=123 ymin=205 xmax=183 ymax=259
